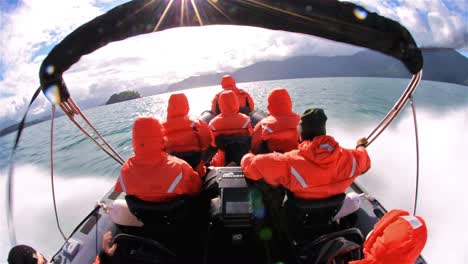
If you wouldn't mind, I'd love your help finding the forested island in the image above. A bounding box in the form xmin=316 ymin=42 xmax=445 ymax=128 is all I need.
xmin=105 ymin=90 xmax=141 ymax=105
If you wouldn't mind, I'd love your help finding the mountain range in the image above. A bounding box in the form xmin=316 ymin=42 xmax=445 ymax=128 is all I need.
xmin=1 ymin=48 xmax=466 ymax=136
xmin=166 ymin=48 xmax=468 ymax=92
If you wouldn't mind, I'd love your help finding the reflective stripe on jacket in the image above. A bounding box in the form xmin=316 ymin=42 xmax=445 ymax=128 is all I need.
xmin=251 ymin=88 xmax=300 ymax=154
xmin=164 ymin=118 xmax=212 ymax=152
xmin=241 ymin=135 xmax=370 ymax=199
xmin=251 ymin=114 xmax=300 ymax=154
xmin=164 ymin=93 xmax=212 ymax=153
xmin=114 ymin=117 xmax=201 ymax=202
xmin=114 ymin=154 xmax=201 ymax=202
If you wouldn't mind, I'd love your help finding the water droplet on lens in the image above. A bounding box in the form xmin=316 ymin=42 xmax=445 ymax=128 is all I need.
xmin=353 ymin=8 xmax=368 ymax=20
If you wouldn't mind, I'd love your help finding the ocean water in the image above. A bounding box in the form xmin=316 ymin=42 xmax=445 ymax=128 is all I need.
xmin=1 ymin=77 xmax=467 ymax=263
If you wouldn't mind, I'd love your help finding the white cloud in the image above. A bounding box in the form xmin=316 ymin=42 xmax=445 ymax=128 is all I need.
xmin=350 ymin=0 xmax=468 ymax=48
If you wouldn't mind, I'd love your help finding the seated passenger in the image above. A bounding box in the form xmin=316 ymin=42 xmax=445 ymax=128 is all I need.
xmin=163 ymin=93 xmax=213 ymax=176
xmin=241 ymin=107 xmax=370 ymax=201
xmin=209 ymin=91 xmax=253 ymax=166
xmin=350 ymin=209 xmax=427 ymax=264
xmin=114 ymin=117 xmax=201 ymax=202
xmin=251 ymin=88 xmax=300 ymax=154
xmin=211 ymin=75 xmax=255 ymax=115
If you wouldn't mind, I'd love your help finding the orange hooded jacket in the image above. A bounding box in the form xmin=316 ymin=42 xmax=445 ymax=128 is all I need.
xmin=349 ymin=209 xmax=427 ymax=264
xmin=163 ymin=93 xmax=213 ymax=175
xmin=211 ymin=75 xmax=255 ymax=115
xmin=241 ymin=135 xmax=370 ymax=199
xmin=209 ymin=91 xmax=252 ymax=166
xmin=114 ymin=117 xmax=201 ymax=202
xmin=251 ymin=88 xmax=300 ymax=154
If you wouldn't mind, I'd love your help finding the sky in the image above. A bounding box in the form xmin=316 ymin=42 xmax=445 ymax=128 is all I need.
xmin=0 ymin=0 xmax=467 ymax=129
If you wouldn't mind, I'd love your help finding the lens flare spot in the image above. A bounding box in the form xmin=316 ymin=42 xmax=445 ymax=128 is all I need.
xmin=45 ymin=65 xmax=55 ymax=75
xmin=44 ymin=84 xmax=62 ymax=105
xmin=253 ymin=205 xmax=266 ymax=219
xmin=259 ymin=227 xmax=272 ymax=241
xmin=353 ymin=8 xmax=368 ymax=20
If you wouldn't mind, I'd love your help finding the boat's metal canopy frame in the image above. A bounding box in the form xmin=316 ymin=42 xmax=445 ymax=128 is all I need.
xmin=39 ymin=0 xmax=423 ymax=100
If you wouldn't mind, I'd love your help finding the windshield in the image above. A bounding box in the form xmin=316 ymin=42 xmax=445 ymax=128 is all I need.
xmin=1 ymin=1 xmax=467 ymax=263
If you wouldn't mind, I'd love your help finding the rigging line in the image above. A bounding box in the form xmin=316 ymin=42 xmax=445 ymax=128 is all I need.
xmin=50 ymin=205 xmax=102 ymax=261
xmin=367 ymin=72 xmax=422 ymax=146
xmin=7 ymin=86 xmax=42 ymax=246
xmin=68 ymin=99 xmax=125 ymax=164
xmin=59 ymin=104 xmax=124 ymax=165
xmin=367 ymin=73 xmax=419 ymax=140
xmin=410 ymin=96 xmax=420 ymax=215
xmin=368 ymin=72 xmax=422 ymax=146
xmin=368 ymin=72 xmax=420 ymax=139
xmin=50 ymin=105 xmax=68 ymax=241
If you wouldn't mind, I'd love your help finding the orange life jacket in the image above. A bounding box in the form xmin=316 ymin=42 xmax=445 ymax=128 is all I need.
xmin=209 ymin=91 xmax=252 ymax=166
xmin=163 ymin=93 xmax=212 ymax=153
xmin=114 ymin=117 xmax=201 ymax=202
xmin=241 ymin=135 xmax=370 ymax=199
xmin=349 ymin=209 xmax=427 ymax=264
xmin=211 ymin=75 xmax=254 ymax=115
xmin=251 ymin=88 xmax=300 ymax=154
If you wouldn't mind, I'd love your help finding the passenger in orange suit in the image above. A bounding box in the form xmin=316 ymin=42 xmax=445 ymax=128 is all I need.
xmin=163 ymin=93 xmax=213 ymax=176
xmin=209 ymin=91 xmax=253 ymax=166
xmin=251 ymin=88 xmax=300 ymax=154
xmin=349 ymin=209 xmax=427 ymax=264
xmin=114 ymin=117 xmax=201 ymax=202
xmin=211 ymin=75 xmax=255 ymax=115
xmin=241 ymin=108 xmax=370 ymax=200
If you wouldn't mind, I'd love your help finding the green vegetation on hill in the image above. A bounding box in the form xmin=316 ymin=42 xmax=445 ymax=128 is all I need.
xmin=106 ymin=90 xmax=141 ymax=105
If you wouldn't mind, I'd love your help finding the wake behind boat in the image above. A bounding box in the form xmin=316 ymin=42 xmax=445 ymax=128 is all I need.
xmin=6 ymin=1 xmax=428 ymax=263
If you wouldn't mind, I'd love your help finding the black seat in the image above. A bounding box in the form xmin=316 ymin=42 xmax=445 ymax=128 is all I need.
xmin=283 ymin=193 xmax=346 ymax=241
xmin=169 ymin=150 xmax=202 ymax=169
xmin=214 ymin=135 xmax=251 ymax=165
xmin=124 ymin=195 xmax=205 ymax=262
xmin=111 ymin=233 xmax=176 ymax=264
xmin=298 ymin=228 xmax=364 ymax=264
xmin=125 ymin=195 xmax=190 ymax=234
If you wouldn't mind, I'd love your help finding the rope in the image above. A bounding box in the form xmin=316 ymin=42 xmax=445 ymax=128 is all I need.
xmin=364 ymin=72 xmax=423 ymax=216
xmin=366 ymin=71 xmax=422 ymax=146
xmin=6 ymin=86 xmax=42 ymax=246
xmin=50 ymin=105 xmax=68 ymax=241
xmin=68 ymin=99 xmax=125 ymax=164
xmin=409 ymin=96 xmax=420 ymax=215
xmin=59 ymin=100 xmax=124 ymax=165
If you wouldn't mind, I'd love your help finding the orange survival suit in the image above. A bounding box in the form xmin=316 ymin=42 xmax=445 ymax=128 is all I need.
xmin=114 ymin=117 xmax=201 ymax=202
xmin=163 ymin=93 xmax=212 ymax=176
xmin=251 ymin=88 xmax=300 ymax=154
xmin=350 ymin=209 xmax=427 ymax=264
xmin=241 ymin=135 xmax=370 ymax=199
xmin=211 ymin=75 xmax=255 ymax=115
xmin=209 ymin=91 xmax=253 ymax=166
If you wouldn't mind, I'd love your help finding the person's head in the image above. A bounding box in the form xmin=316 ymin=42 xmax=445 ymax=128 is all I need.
xmin=221 ymin=75 xmax=237 ymax=90
xmin=167 ymin=93 xmax=189 ymax=118
xmin=8 ymin=245 xmax=47 ymax=264
xmin=132 ymin=117 xmax=165 ymax=156
xmin=218 ymin=90 xmax=240 ymax=115
xmin=267 ymin=88 xmax=293 ymax=116
xmin=297 ymin=108 xmax=327 ymax=141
